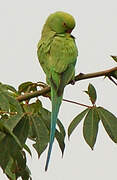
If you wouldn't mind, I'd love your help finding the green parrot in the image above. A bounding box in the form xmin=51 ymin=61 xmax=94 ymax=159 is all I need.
xmin=37 ymin=11 xmax=78 ymax=171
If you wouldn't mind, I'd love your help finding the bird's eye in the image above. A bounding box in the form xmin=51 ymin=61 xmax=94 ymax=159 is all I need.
xmin=63 ymin=22 xmax=66 ymax=27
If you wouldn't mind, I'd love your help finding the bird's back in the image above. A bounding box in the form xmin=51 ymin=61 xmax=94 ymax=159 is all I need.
xmin=37 ymin=33 xmax=78 ymax=85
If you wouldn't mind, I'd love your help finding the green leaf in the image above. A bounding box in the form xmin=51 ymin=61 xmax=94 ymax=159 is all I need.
xmin=0 ymin=137 xmax=11 ymax=170
xmin=83 ymin=107 xmax=100 ymax=149
xmin=0 ymin=134 xmax=23 ymax=171
xmin=18 ymin=81 xmax=37 ymax=93
xmin=0 ymin=117 xmax=30 ymax=179
xmin=2 ymin=114 xmax=23 ymax=132
xmin=0 ymin=121 xmax=22 ymax=149
xmin=5 ymin=157 xmax=16 ymax=180
xmin=1 ymin=96 xmax=23 ymax=131
xmin=12 ymin=115 xmax=32 ymax=156
xmin=88 ymin=83 xmax=97 ymax=104
xmin=2 ymin=84 xmax=17 ymax=94
xmin=40 ymin=107 xmax=66 ymax=155
xmin=6 ymin=95 xmax=23 ymax=115
xmin=68 ymin=108 xmax=89 ymax=138
xmin=36 ymin=100 xmax=66 ymax=155
xmin=110 ymin=70 xmax=117 ymax=80
xmin=4 ymin=139 xmax=30 ymax=180
xmin=23 ymin=144 xmax=32 ymax=157
xmin=20 ymin=165 xmax=32 ymax=180
xmin=111 ymin=55 xmax=117 ymax=62
xmin=57 ymin=119 xmax=66 ymax=139
xmin=55 ymin=130 xmax=65 ymax=156
xmin=14 ymin=151 xmax=27 ymax=179
xmin=0 ymin=84 xmax=23 ymax=132
xmin=13 ymin=115 xmax=29 ymax=145
xmin=97 ymin=107 xmax=117 ymax=143
xmin=24 ymin=100 xmax=66 ymax=156
xmin=29 ymin=115 xmax=49 ymax=157
xmin=0 ymin=92 xmax=10 ymax=111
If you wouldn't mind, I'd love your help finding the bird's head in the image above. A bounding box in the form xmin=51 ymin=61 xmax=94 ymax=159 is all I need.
xmin=45 ymin=11 xmax=76 ymax=34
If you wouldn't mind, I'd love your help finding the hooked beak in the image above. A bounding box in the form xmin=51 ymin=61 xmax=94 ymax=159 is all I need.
xmin=66 ymin=28 xmax=72 ymax=33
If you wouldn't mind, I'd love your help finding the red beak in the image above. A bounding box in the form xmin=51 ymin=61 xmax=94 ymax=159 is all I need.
xmin=66 ymin=29 xmax=72 ymax=33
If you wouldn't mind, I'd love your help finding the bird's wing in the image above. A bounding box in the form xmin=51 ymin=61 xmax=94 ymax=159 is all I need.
xmin=49 ymin=34 xmax=78 ymax=94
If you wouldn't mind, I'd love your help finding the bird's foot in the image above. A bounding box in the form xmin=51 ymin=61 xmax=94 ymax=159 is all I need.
xmin=70 ymin=79 xmax=75 ymax=85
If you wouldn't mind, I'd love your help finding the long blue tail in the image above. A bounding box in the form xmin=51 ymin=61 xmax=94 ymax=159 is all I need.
xmin=45 ymin=88 xmax=62 ymax=171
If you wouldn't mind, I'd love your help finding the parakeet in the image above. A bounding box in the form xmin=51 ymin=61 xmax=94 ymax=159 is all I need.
xmin=37 ymin=11 xmax=78 ymax=171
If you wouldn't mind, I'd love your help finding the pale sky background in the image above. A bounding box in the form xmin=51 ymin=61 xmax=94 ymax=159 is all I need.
xmin=0 ymin=0 xmax=117 ymax=179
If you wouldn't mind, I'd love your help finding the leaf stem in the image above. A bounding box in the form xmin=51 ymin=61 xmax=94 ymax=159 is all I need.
xmin=63 ymin=98 xmax=91 ymax=108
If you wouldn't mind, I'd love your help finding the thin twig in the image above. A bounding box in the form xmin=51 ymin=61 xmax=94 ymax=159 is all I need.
xmin=63 ymin=98 xmax=91 ymax=108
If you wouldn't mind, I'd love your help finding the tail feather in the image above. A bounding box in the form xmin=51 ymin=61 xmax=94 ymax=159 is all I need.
xmin=45 ymin=88 xmax=62 ymax=171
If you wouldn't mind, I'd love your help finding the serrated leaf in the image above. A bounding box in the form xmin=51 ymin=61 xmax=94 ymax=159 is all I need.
xmin=68 ymin=108 xmax=89 ymax=138
xmin=83 ymin=107 xmax=100 ymax=149
xmin=88 ymin=83 xmax=97 ymax=104
xmin=97 ymin=107 xmax=117 ymax=143
xmin=111 ymin=55 xmax=117 ymax=62
xmin=29 ymin=115 xmax=49 ymax=157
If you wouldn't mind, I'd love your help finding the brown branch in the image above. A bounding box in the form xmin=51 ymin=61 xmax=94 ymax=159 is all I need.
xmin=63 ymin=98 xmax=91 ymax=108
xmin=16 ymin=66 xmax=117 ymax=102
xmin=73 ymin=66 xmax=117 ymax=82
xmin=16 ymin=86 xmax=50 ymax=102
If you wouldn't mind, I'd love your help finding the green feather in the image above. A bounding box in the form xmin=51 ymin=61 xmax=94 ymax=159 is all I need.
xmin=45 ymin=88 xmax=62 ymax=171
xmin=37 ymin=11 xmax=78 ymax=171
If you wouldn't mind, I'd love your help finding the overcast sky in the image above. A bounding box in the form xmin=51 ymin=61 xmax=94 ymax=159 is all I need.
xmin=0 ymin=0 xmax=117 ymax=179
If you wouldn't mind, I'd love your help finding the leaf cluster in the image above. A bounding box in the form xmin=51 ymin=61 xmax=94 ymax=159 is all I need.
xmin=68 ymin=83 xmax=117 ymax=150
xmin=0 ymin=82 xmax=65 ymax=179
xmin=0 ymin=73 xmax=117 ymax=179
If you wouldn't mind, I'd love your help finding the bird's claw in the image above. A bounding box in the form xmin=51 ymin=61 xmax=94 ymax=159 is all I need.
xmin=71 ymin=79 xmax=75 ymax=85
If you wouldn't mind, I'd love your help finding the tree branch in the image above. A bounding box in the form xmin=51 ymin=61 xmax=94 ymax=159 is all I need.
xmin=74 ymin=66 xmax=117 ymax=82
xmin=16 ymin=66 xmax=117 ymax=102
